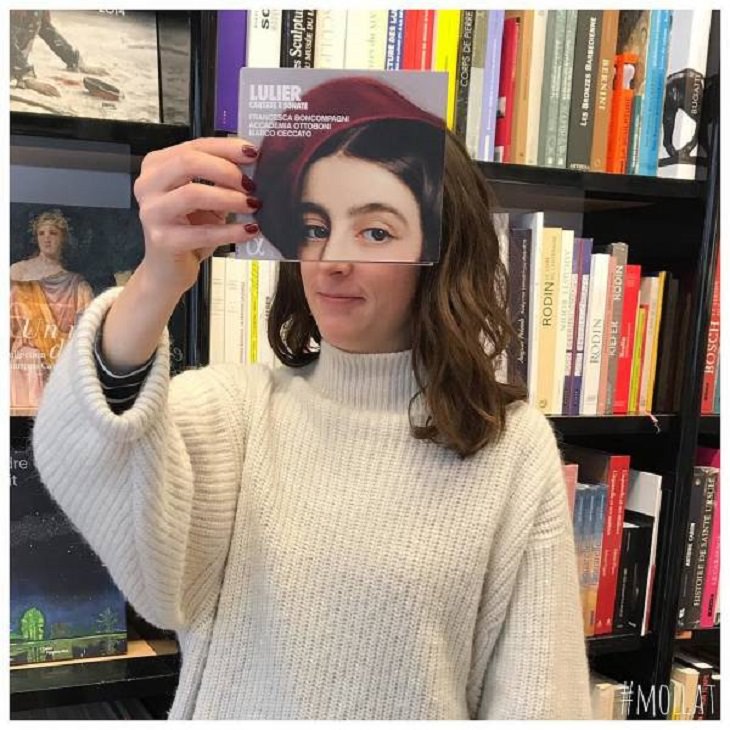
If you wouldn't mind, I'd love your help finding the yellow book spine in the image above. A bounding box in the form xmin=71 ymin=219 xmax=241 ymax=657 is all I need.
xmin=646 ymin=271 xmax=667 ymax=413
xmin=629 ymin=305 xmax=647 ymax=413
xmin=248 ymin=260 xmax=259 ymax=364
xmin=537 ymin=228 xmax=562 ymax=413
xmin=433 ymin=10 xmax=462 ymax=129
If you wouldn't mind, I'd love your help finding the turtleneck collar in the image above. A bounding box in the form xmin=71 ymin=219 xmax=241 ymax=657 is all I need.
xmin=305 ymin=339 xmax=421 ymax=413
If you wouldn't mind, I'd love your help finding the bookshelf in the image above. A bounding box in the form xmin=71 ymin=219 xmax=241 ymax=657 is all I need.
xmin=9 ymin=9 xmax=719 ymax=721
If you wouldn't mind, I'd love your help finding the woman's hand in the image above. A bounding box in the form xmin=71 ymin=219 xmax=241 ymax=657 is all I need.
xmin=134 ymin=136 xmax=261 ymax=297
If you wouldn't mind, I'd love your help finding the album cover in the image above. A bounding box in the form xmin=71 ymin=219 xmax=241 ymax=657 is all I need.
xmin=236 ymin=68 xmax=448 ymax=263
xmin=10 ymin=10 xmax=160 ymax=123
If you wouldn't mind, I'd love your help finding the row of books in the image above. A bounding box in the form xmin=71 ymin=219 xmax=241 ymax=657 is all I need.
xmin=208 ymin=255 xmax=280 ymax=369
xmin=700 ymin=251 xmax=720 ymax=415
xmin=214 ymin=9 xmax=714 ymax=180
xmin=561 ymin=444 xmax=662 ymax=638
xmin=590 ymin=651 xmax=721 ymax=719
xmin=676 ymin=448 xmax=721 ymax=632
xmin=494 ymin=212 xmax=687 ymax=416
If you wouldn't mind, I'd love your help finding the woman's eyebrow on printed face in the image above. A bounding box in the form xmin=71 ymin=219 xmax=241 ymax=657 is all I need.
xmin=300 ymin=201 xmax=330 ymax=222
xmin=346 ymin=202 xmax=409 ymax=226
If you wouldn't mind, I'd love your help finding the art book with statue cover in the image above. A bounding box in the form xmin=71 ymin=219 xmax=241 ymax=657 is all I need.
xmin=10 ymin=203 xmax=187 ymax=417
xmin=235 ymin=68 xmax=448 ymax=263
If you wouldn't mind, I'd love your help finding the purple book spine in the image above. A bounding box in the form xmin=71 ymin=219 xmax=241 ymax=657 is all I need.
xmin=386 ymin=11 xmax=405 ymax=70
xmin=214 ymin=10 xmax=247 ymax=133
xmin=563 ymin=236 xmax=584 ymax=415
xmin=571 ymin=238 xmax=594 ymax=414
xmin=479 ymin=10 xmax=504 ymax=161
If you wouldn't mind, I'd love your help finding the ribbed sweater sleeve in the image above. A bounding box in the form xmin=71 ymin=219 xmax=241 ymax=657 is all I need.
xmin=31 ymin=286 xmax=249 ymax=632
xmin=473 ymin=412 xmax=592 ymax=719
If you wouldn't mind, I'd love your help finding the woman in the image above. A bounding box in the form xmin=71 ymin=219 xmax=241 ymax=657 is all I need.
xmin=10 ymin=208 xmax=94 ymax=415
xmin=32 ymin=121 xmax=592 ymax=718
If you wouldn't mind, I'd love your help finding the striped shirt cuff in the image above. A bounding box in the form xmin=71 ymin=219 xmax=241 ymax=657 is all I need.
xmin=93 ymin=324 xmax=155 ymax=414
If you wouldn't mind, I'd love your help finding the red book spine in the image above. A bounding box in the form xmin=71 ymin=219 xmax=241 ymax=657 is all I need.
xmin=614 ymin=264 xmax=642 ymax=414
xmin=702 ymin=251 xmax=720 ymax=413
xmin=418 ymin=10 xmax=435 ymax=70
xmin=494 ymin=17 xmax=519 ymax=163
xmin=594 ymin=456 xmax=630 ymax=635
xmin=402 ymin=10 xmax=419 ymax=70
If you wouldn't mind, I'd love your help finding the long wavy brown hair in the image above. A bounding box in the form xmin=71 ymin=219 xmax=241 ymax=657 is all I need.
xmin=268 ymin=130 xmax=528 ymax=457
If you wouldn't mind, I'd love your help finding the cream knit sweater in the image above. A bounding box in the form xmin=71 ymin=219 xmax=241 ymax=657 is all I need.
xmin=32 ymin=286 xmax=592 ymax=720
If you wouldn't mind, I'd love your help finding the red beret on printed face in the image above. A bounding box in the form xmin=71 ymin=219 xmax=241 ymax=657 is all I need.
xmin=252 ymin=76 xmax=445 ymax=257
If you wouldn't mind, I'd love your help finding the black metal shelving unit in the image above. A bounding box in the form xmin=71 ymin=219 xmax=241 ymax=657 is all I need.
xmin=9 ymin=8 xmax=719 ymax=720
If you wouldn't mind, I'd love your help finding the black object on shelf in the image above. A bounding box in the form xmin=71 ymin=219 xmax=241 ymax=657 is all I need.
xmin=478 ymin=160 xmax=706 ymax=202
xmin=10 ymin=113 xmax=189 ymax=157
xmin=698 ymin=414 xmax=720 ymax=437
xmin=587 ymin=632 xmax=649 ymax=657
xmin=550 ymin=414 xmax=675 ymax=437
xmin=10 ymin=652 xmax=180 ymax=713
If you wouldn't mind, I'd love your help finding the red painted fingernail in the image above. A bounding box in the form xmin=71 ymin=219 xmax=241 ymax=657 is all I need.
xmin=242 ymin=145 xmax=258 ymax=159
xmin=241 ymin=174 xmax=256 ymax=192
xmin=246 ymin=196 xmax=262 ymax=210
xmin=245 ymin=223 xmax=259 ymax=234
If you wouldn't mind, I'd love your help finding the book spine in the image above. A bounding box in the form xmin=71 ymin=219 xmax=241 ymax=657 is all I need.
xmin=570 ymin=238 xmax=593 ymax=415
xmin=677 ymin=470 xmax=708 ymax=629
xmin=214 ymin=10 xmax=247 ymax=133
xmin=606 ymin=53 xmax=638 ymax=173
xmin=246 ymin=9 xmax=282 ymax=68
xmin=555 ymin=10 xmax=578 ymax=168
xmin=702 ymin=252 xmax=720 ymax=412
xmin=580 ymin=253 xmax=609 ymax=415
xmin=567 ymin=11 xmax=603 ymax=170
xmin=626 ymin=93 xmax=643 ymax=175
xmin=563 ymin=236 xmax=583 ymax=415
xmin=480 ymin=10 xmax=504 ymax=161
xmin=525 ymin=10 xmax=548 ymax=166
xmin=637 ymin=277 xmax=657 ymax=413
xmin=613 ymin=524 xmax=636 ymax=632
xmin=401 ymin=10 xmax=418 ymax=69
xmin=688 ymin=469 xmax=717 ymax=628
xmin=508 ymin=229 xmax=531 ymax=391
xmin=572 ymin=486 xmax=589 ymax=629
xmin=453 ymin=10 xmax=476 ymax=142
xmin=590 ymin=11 xmax=619 ymax=171
xmin=223 ymin=257 xmax=244 ymax=365
xmin=536 ymin=228 xmax=562 ymax=414
xmin=637 ymin=11 xmax=672 ymax=176
xmin=604 ymin=243 xmax=629 ymax=414
xmin=580 ymin=487 xmax=597 ymax=634
xmin=494 ymin=17 xmax=519 ymax=162
xmin=700 ymin=470 xmax=721 ymax=627
xmin=595 ymin=458 xmax=630 ymax=634
xmin=247 ymin=259 xmax=260 ymax=363
xmin=628 ymin=304 xmax=648 ymax=413
xmin=587 ymin=483 xmax=608 ymax=635
xmin=418 ymin=10 xmax=436 ymax=70
xmin=538 ymin=10 xmax=567 ymax=167
xmin=313 ymin=10 xmax=347 ymax=68
xmin=505 ymin=11 xmax=533 ymax=165
xmin=623 ymin=514 xmax=654 ymax=632
xmin=553 ymin=230 xmax=574 ymax=414
xmin=434 ymin=9 xmax=462 ymax=129
xmin=385 ymin=10 xmax=403 ymax=70
xmin=596 ymin=254 xmax=616 ymax=415
xmin=614 ymin=264 xmax=642 ymax=414
xmin=209 ymin=257 xmax=226 ymax=365
xmin=654 ymin=275 xmax=679 ymax=412
xmin=464 ymin=10 xmax=488 ymax=158
xmin=645 ymin=273 xmax=667 ymax=413
xmin=658 ymin=10 xmax=713 ymax=179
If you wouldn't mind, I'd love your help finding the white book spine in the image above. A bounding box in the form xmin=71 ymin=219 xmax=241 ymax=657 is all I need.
xmin=580 ymin=253 xmax=609 ymax=415
xmin=246 ymin=9 xmax=282 ymax=68
xmin=257 ymin=261 xmax=278 ymax=368
xmin=209 ymin=257 xmax=226 ymax=365
xmin=224 ymin=257 xmax=245 ymax=364
xmin=521 ymin=212 xmax=545 ymax=407
xmin=344 ymin=11 xmax=388 ymax=69
xmin=465 ymin=10 xmax=488 ymax=158
xmin=553 ymin=228 xmax=575 ymax=413
xmin=314 ymin=10 xmax=347 ymax=68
